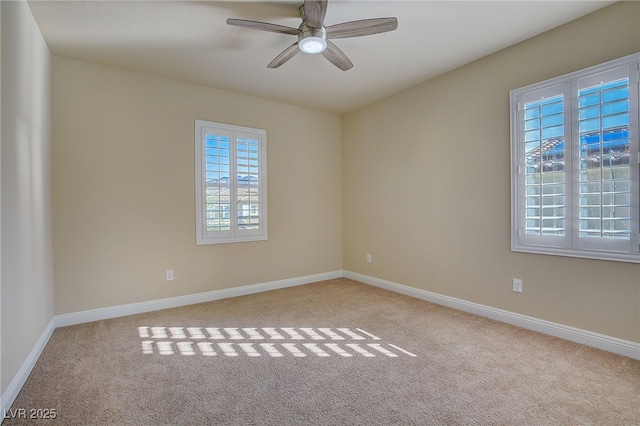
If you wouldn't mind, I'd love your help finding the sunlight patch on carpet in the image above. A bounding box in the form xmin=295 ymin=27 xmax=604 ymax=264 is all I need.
xmin=137 ymin=327 xmax=416 ymax=358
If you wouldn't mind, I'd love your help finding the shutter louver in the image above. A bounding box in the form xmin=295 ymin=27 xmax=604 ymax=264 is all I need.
xmin=523 ymin=94 xmax=566 ymax=237
xmin=205 ymin=134 xmax=232 ymax=232
xmin=236 ymin=138 xmax=261 ymax=231
xmin=577 ymin=69 xmax=632 ymax=252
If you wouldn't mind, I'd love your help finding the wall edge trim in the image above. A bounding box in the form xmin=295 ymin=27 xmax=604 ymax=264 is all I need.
xmin=55 ymin=270 xmax=343 ymax=327
xmin=3 ymin=268 xmax=638 ymax=415
xmin=1 ymin=318 xmax=56 ymax=416
xmin=344 ymin=270 xmax=640 ymax=360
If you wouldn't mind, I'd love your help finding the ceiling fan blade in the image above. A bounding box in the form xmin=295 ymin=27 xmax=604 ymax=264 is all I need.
xmin=226 ymin=18 xmax=299 ymax=35
xmin=326 ymin=17 xmax=398 ymax=39
xmin=267 ymin=42 xmax=300 ymax=68
xmin=302 ymin=0 xmax=328 ymax=28
xmin=322 ymin=41 xmax=353 ymax=71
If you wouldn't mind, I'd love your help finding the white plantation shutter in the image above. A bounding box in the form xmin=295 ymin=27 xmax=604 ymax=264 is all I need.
xmin=574 ymin=66 xmax=637 ymax=254
xmin=195 ymin=121 xmax=267 ymax=245
xmin=511 ymin=53 xmax=640 ymax=262
xmin=235 ymin=134 xmax=262 ymax=233
xmin=518 ymin=83 xmax=570 ymax=250
xmin=204 ymin=130 xmax=233 ymax=238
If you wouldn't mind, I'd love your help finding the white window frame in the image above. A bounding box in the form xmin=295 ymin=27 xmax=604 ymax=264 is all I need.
xmin=510 ymin=53 xmax=640 ymax=263
xmin=195 ymin=120 xmax=268 ymax=245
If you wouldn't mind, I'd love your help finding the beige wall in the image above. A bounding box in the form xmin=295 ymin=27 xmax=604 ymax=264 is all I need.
xmin=52 ymin=57 xmax=343 ymax=314
xmin=1 ymin=0 xmax=54 ymax=393
xmin=342 ymin=1 xmax=640 ymax=343
xmin=3 ymin=0 xmax=637 ymax=412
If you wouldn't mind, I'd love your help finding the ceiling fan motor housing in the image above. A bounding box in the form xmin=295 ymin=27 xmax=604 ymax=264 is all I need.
xmin=298 ymin=23 xmax=327 ymax=54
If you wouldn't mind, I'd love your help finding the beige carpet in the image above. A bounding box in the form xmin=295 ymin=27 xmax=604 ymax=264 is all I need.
xmin=4 ymin=278 xmax=639 ymax=425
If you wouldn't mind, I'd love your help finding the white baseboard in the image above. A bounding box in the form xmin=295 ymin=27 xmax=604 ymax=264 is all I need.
xmin=1 ymin=271 xmax=342 ymax=414
xmin=1 ymin=318 xmax=56 ymax=416
xmin=2 ymin=268 xmax=637 ymax=417
xmin=344 ymin=270 xmax=640 ymax=361
xmin=55 ymin=270 xmax=343 ymax=327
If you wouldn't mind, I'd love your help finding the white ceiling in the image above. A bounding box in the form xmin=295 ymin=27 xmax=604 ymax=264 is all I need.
xmin=28 ymin=0 xmax=614 ymax=114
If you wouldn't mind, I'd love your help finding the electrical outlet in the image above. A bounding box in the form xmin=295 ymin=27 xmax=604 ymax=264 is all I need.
xmin=366 ymin=253 xmax=372 ymax=263
xmin=166 ymin=269 xmax=174 ymax=281
xmin=513 ymin=278 xmax=523 ymax=293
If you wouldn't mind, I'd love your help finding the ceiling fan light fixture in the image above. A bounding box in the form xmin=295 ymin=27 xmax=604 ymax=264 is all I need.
xmin=298 ymin=25 xmax=327 ymax=54
xmin=299 ymin=36 xmax=327 ymax=54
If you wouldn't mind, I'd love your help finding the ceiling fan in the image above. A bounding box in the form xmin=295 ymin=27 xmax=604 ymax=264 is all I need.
xmin=226 ymin=0 xmax=398 ymax=71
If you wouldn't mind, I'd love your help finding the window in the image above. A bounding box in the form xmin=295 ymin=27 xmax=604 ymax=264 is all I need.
xmin=195 ymin=120 xmax=267 ymax=245
xmin=510 ymin=53 xmax=640 ymax=263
